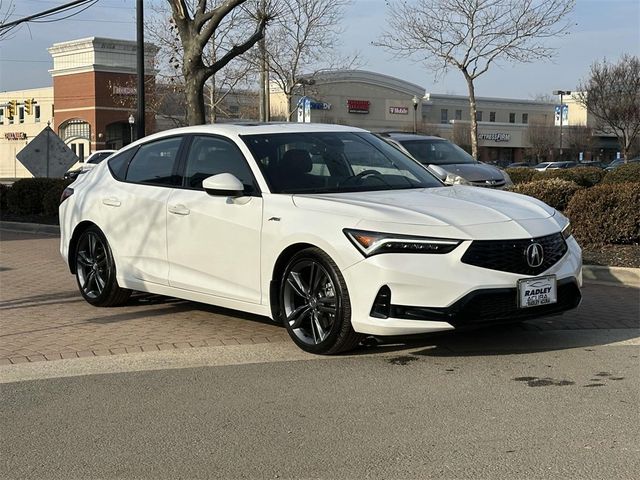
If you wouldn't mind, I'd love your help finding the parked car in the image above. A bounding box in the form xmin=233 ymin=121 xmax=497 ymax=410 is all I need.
xmin=533 ymin=161 xmax=578 ymax=172
xmin=380 ymin=133 xmax=512 ymax=188
xmin=604 ymin=158 xmax=640 ymax=171
xmin=506 ymin=162 xmax=531 ymax=168
xmin=59 ymin=123 xmax=582 ymax=354
xmin=64 ymin=150 xmax=117 ymax=180
xmin=577 ymin=161 xmax=607 ymax=169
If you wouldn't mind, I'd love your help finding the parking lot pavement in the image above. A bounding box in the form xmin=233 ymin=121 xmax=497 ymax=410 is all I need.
xmin=1 ymin=230 xmax=638 ymax=365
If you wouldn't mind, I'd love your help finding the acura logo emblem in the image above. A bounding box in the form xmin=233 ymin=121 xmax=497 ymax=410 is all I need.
xmin=526 ymin=243 xmax=544 ymax=268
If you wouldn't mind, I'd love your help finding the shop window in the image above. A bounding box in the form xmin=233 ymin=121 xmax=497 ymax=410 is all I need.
xmin=455 ymin=110 xmax=462 ymax=120
xmin=489 ymin=112 xmax=496 ymax=122
xmin=78 ymin=143 xmax=85 ymax=160
xmin=522 ymin=113 xmax=528 ymax=124
xmin=509 ymin=113 xmax=515 ymax=123
xmin=476 ymin=111 xmax=483 ymax=121
xmin=440 ymin=109 xmax=448 ymax=124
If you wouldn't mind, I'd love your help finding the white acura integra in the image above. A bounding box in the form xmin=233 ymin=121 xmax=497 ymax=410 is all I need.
xmin=60 ymin=124 xmax=582 ymax=354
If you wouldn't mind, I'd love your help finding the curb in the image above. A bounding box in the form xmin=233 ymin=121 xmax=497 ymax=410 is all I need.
xmin=582 ymin=265 xmax=640 ymax=289
xmin=1 ymin=221 xmax=638 ymax=288
xmin=0 ymin=220 xmax=60 ymax=235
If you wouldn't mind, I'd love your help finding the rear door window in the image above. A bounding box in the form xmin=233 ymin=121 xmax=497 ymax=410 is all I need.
xmin=125 ymin=137 xmax=183 ymax=186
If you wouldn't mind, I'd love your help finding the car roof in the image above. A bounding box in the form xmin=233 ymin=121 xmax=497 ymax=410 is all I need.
xmin=382 ymin=132 xmax=445 ymax=141
xmin=130 ymin=122 xmax=369 ymax=147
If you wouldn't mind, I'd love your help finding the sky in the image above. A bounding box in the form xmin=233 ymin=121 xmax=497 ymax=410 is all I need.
xmin=1 ymin=0 xmax=639 ymax=99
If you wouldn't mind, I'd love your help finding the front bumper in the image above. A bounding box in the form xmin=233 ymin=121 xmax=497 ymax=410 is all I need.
xmin=342 ymin=236 xmax=582 ymax=336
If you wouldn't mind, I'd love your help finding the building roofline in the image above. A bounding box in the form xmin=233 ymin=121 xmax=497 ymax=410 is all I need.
xmin=424 ymin=92 xmax=556 ymax=106
xmin=302 ymin=69 xmax=425 ymax=96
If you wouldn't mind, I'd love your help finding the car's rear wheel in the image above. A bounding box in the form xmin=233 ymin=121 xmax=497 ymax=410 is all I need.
xmin=75 ymin=226 xmax=131 ymax=307
xmin=280 ymin=248 xmax=361 ymax=354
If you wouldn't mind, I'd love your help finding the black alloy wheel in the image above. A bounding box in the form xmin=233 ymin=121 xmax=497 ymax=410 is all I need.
xmin=75 ymin=227 xmax=131 ymax=307
xmin=280 ymin=248 xmax=361 ymax=354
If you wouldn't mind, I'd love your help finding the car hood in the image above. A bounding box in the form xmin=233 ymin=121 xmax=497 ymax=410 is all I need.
xmin=292 ymin=186 xmax=555 ymax=228
xmin=439 ymin=163 xmax=504 ymax=182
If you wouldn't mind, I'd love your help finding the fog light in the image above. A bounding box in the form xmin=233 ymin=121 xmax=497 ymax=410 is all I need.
xmin=370 ymin=286 xmax=391 ymax=319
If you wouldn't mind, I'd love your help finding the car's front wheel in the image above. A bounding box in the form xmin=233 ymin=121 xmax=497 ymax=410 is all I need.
xmin=75 ymin=226 xmax=131 ymax=307
xmin=280 ymin=248 xmax=361 ymax=354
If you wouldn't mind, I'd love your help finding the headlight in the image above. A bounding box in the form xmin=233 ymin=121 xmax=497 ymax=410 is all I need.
xmin=501 ymin=170 xmax=513 ymax=186
xmin=561 ymin=222 xmax=572 ymax=240
xmin=444 ymin=173 xmax=471 ymax=185
xmin=344 ymin=229 xmax=461 ymax=257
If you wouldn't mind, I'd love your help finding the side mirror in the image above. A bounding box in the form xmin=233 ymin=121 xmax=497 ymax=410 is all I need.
xmin=427 ymin=164 xmax=448 ymax=181
xmin=202 ymin=173 xmax=245 ymax=197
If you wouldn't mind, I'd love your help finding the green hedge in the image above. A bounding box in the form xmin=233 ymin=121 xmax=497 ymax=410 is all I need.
xmin=509 ymin=178 xmax=583 ymax=211
xmin=5 ymin=178 xmax=71 ymax=216
xmin=602 ymin=163 xmax=640 ymax=184
xmin=565 ymin=182 xmax=640 ymax=245
xmin=0 ymin=183 xmax=8 ymax=212
xmin=538 ymin=167 xmax=606 ymax=187
xmin=505 ymin=167 xmax=537 ymax=184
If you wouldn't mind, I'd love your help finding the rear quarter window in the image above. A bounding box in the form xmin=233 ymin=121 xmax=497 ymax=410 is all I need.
xmin=108 ymin=147 xmax=138 ymax=181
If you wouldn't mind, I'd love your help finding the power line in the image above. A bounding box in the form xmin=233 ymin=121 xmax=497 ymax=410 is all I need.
xmin=0 ymin=0 xmax=97 ymax=34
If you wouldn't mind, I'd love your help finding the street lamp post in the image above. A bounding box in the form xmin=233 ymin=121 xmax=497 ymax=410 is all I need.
xmin=128 ymin=114 xmax=135 ymax=144
xmin=412 ymin=95 xmax=419 ymax=134
xmin=553 ymin=89 xmax=571 ymax=159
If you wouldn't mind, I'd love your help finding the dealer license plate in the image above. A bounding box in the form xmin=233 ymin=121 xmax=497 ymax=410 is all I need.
xmin=517 ymin=275 xmax=557 ymax=308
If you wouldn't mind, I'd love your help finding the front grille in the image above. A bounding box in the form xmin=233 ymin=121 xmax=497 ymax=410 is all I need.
xmin=461 ymin=232 xmax=568 ymax=276
xmin=469 ymin=179 xmax=506 ymax=188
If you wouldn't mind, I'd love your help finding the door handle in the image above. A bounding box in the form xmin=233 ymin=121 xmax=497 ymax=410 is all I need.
xmin=168 ymin=204 xmax=190 ymax=216
xmin=102 ymin=197 xmax=121 ymax=207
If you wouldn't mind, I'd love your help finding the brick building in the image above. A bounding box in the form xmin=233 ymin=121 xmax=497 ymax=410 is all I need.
xmin=1 ymin=37 xmax=156 ymax=178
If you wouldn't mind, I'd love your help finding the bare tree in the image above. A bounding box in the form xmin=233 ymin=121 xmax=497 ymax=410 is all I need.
xmin=576 ymin=54 xmax=640 ymax=161
xmin=526 ymin=119 xmax=556 ymax=163
xmin=266 ymin=0 xmax=358 ymax=121
xmin=565 ymin=124 xmax=594 ymax=161
xmin=148 ymin=2 xmax=258 ymax=124
xmin=452 ymin=122 xmax=472 ymax=154
xmin=377 ymin=0 xmax=575 ymax=159
xmin=167 ymin=0 xmax=271 ymax=125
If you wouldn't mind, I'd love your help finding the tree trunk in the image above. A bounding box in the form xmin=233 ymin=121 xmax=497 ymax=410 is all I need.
xmin=464 ymin=73 xmax=479 ymax=160
xmin=184 ymin=67 xmax=206 ymax=125
xmin=286 ymin=92 xmax=293 ymax=122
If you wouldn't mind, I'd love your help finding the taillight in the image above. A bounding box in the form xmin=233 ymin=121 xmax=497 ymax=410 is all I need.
xmin=60 ymin=187 xmax=74 ymax=204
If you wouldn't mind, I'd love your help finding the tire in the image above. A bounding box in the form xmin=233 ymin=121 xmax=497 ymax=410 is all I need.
xmin=279 ymin=247 xmax=361 ymax=354
xmin=74 ymin=226 xmax=131 ymax=307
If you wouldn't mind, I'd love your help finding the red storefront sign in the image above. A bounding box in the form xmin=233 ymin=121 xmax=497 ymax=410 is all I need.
xmin=347 ymin=99 xmax=370 ymax=114
xmin=4 ymin=132 xmax=27 ymax=141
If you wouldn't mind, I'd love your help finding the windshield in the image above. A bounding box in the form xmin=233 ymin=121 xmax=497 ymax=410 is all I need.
xmin=399 ymin=139 xmax=477 ymax=165
xmin=241 ymin=132 xmax=443 ymax=194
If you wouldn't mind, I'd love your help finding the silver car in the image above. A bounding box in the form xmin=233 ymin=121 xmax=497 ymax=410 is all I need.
xmin=381 ymin=133 xmax=512 ymax=188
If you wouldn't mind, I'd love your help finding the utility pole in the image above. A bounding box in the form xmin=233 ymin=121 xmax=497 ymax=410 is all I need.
xmin=136 ymin=0 xmax=145 ymax=138
xmin=258 ymin=0 xmax=270 ymax=122
xmin=553 ymin=90 xmax=571 ymax=160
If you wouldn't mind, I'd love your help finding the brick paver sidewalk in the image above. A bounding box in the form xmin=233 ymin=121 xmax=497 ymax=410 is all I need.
xmin=0 ymin=230 xmax=288 ymax=365
xmin=1 ymin=229 xmax=638 ymax=365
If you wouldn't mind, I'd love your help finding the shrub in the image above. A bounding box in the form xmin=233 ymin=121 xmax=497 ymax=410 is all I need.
xmin=539 ymin=167 xmax=606 ymax=187
xmin=509 ymin=178 xmax=583 ymax=211
xmin=6 ymin=178 xmax=69 ymax=216
xmin=565 ymin=182 xmax=640 ymax=245
xmin=0 ymin=183 xmax=8 ymax=212
xmin=505 ymin=167 xmax=537 ymax=184
xmin=43 ymin=180 xmax=71 ymax=216
xmin=602 ymin=163 xmax=640 ymax=184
